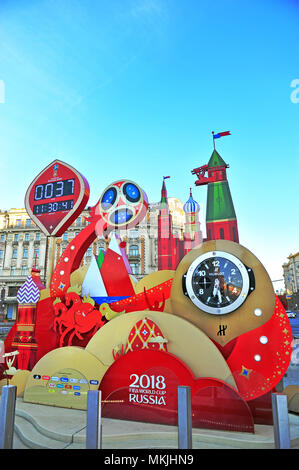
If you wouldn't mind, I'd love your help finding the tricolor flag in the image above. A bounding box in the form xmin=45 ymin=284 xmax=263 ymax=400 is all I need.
xmin=163 ymin=176 xmax=171 ymax=179
xmin=213 ymin=131 xmax=231 ymax=139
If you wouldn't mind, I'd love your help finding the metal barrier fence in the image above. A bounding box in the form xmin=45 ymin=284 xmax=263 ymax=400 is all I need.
xmin=0 ymin=385 xmax=292 ymax=449
xmin=0 ymin=385 xmax=17 ymax=449
xmin=85 ymin=388 xmax=292 ymax=450
xmin=86 ymin=389 xmax=102 ymax=449
xmin=271 ymin=393 xmax=291 ymax=449
xmin=177 ymin=385 xmax=192 ymax=449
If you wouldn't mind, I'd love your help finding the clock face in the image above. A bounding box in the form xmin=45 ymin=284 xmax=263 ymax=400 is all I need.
xmin=184 ymin=251 xmax=251 ymax=315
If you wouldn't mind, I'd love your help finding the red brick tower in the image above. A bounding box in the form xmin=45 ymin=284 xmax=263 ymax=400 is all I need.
xmin=11 ymin=269 xmax=44 ymax=370
xmin=157 ymin=178 xmax=182 ymax=270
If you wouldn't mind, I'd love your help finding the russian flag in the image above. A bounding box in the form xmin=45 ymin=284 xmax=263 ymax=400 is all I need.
xmin=163 ymin=176 xmax=171 ymax=179
xmin=213 ymin=131 xmax=231 ymax=139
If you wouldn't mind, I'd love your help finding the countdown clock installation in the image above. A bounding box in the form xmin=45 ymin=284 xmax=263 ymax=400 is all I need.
xmin=25 ymin=160 xmax=90 ymax=237
xmin=183 ymin=251 xmax=255 ymax=315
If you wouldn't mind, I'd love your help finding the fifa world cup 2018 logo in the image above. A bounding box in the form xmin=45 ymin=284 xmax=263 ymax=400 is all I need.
xmin=53 ymin=164 xmax=59 ymax=177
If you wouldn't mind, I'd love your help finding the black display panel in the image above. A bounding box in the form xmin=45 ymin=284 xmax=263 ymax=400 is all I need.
xmin=34 ymin=179 xmax=75 ymax=201
xmin=33 ymin=199 xmax=74 ymax=215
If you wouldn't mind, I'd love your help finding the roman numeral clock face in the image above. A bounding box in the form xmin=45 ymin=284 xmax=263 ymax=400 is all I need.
xmin=183 ymin=251 xmax=255 ymax=315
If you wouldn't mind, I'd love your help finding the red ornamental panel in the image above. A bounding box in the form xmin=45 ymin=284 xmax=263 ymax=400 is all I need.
xmin=99 ymin=349 xmax=254 ymax=432
xmin=226 ymin=296 xmax=292 ymax=401
xmin=125 ymin=318 xmax=168 ymax=353
xmin=25 ymin=160 xmax=90 ymax=237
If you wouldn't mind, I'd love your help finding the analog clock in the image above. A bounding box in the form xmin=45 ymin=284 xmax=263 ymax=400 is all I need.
xmin=183 ymin=251 xmax=255 ymax=315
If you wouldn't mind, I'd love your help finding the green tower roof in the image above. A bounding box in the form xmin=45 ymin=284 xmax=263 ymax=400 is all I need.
xmin=208 ymin=149 xmax=227 ymax=168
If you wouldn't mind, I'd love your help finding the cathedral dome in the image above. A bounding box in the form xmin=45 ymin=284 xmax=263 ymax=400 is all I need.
xmin=183 ymin=189 xmax=200 ymax=214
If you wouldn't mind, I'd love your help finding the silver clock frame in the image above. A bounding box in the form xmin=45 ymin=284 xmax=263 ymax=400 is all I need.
xmin=185 ymin=250 xmax=250 ymax=315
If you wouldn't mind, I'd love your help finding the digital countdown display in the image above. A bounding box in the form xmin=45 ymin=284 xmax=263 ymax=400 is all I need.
xmin=34 ymin=179 xmax=75 ymax=201
xmin=25 ymin=160 xmax=90 ymax=236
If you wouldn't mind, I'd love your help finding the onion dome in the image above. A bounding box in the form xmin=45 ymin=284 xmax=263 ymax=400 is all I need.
xmin=17 ymin=276 xmax=40 ymax=304
xmin=183 ymin=188 xmax=200 ymax=214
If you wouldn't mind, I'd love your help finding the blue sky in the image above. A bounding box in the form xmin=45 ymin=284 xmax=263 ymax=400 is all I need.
xmin=0 ymin=0 xmax=298 ymax=289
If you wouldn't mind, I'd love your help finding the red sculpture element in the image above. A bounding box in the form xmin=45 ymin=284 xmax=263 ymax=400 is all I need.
xmin=226 ymin=296 xmax=292 ymax=402
xmin=157 ymin=179 xmax=202 ymax=270
xmin=99 ymin=349 xmax=254 ymax=432
xmin=10 ymin=268 xmax=46 ymax=371
xmin=112 ymin=344 xmax=125 ymax=361
xmin=100 ymin=234 xmax=135 ymax=298
xmin=191 ymin=378 xmax=254 ymax=432
xmin=11 ymin=305 xmax=38 ymax=371
xmin=144 ymin=287 xmax=165 ymax=311
xmin=191 ymin=164 xmax=210 ymax=186
xmin=53 ymin=289 xmax=105 ymax=347
xmin=107 ymin=279 xmax=173 ymax=315
xmin=31 ymin=268 xmax=46 ymax=290
xmin=25 ymin=160 xmax=90 ymax=237
xmin=157 ymin=178 xmax=184 ymax=270
xmin=125 ymin=318 xmax=168 ymax=353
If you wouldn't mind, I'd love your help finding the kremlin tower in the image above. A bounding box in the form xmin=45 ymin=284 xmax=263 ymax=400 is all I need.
xmin=157 ymin=179 xmax=202 ymax=270
xmin=11 ymin=268 xmax=45 ymax=370
xmin=192 ymin=148 xmax=239 ymax=243
xmin=183 ymin=188 xmax=203 ymax=254
xmin=157 ymin=178 xmax=183 ymax=270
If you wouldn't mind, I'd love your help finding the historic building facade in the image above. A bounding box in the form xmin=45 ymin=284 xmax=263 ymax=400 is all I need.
xmin=283 ymin=252 xmax=299 ymax=311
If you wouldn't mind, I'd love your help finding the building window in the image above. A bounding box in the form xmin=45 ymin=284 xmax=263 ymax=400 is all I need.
xmin=0 ymin=234 xmax=5 ymax=243
xmin=25 ymin=233 xmax=30 ymax=242
xmin=129 ymin=245 xmax=139 ymax=257
xmin=23 ymin=248 xmax=28 ymax=259
xmin=14 ymin=234 xmax=19 ymax=242
xmin=63 ymin=232 xmax=68 ymax=241
xmin=129 ymin=230 xmax=138 ymax=238
xmin=25 ymin=219 xmax=32 ymax=227
xmin=0 ymin=250 xmax=4 ymax=259
xmin=219 ymin=228 xmax=224 ymax=239
xmin=7 ymin=305 xmax=14 ymax=319
xmin=35 ymin=233 xmax=40 ymax=241
xmin=76 ymin=217 xmax=81 ymax=226
xmin=8 ymin=286 xmax=18 ymax=296
xmin=34 ymin=248 xmax=39 ymax=258
xmin=21 ymin=265 xmax=27 ymax=276
xmin=11 ymin=266 xmax=16 ymax=276
xmin=12 ymin=249 xmax=18 ymax=259
xmin=130 ymin=263 xmax=139 ymax=275
xmin=16 ymin=219 xmax=21 ymax=227
xmin=86 ymin=247 xmax=92 ymax=257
